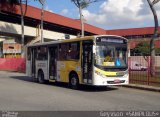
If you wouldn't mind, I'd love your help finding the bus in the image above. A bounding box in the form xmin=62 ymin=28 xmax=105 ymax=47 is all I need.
xmin=26 ymin=35 xmax=129 ymax=89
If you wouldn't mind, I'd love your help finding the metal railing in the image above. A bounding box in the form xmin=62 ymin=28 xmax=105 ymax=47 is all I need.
xmin=129 ymin=56 xmax=160 ymax=87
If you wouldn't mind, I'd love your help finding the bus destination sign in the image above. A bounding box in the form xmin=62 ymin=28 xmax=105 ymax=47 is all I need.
xmin=96 ymin=37 xmax=126 ymax=44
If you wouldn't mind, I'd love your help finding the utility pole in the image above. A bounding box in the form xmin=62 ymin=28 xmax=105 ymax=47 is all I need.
xmin=39 ymin=0 xmax=45 ymax=43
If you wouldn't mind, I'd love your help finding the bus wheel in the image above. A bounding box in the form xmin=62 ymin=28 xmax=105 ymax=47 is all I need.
xmin=69 ymin=74 xmax=79 ymax=89
xmin=38 ymin=70 xmax=45 ymax=84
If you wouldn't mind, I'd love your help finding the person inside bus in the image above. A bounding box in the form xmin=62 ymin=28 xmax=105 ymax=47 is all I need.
xmin=115 ymin=51 xmax=122 ymax=66
xmin=67 ymin=43 xmax=79 ymax=60
xmin=115 ymin=57 xmax=121 ymax=66
xmin=104 ymin=50 xmax=113 ymax=62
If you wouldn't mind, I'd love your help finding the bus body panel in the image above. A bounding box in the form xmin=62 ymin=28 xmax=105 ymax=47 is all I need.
xmin=93 ymin=67 xmax=129 ymax=86
xmin=36 ymin=60 xmax=48 ymax=80
xmin=26 ymin=60 xmax=32 ymax=77
xmin=57 ymin=61 xmax=82 ymax=83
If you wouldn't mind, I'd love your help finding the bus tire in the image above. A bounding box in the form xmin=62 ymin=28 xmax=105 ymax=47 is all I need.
xmin=33 ymin=77 xmax=38 ymax=82
xmin=38 ymin=70 xmax=45 ymax=84
xmin=69 ymin=74 xmax=79 ymax=89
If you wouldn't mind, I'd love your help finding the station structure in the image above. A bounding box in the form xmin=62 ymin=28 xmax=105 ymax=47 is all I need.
xmin=0 ymin=3 xmax=160 ymax=58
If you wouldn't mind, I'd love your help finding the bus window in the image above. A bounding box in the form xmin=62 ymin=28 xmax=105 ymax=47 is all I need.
xmin=115 ymin=48 xmax=126 ymax=67
xmin=59 ymin=42 xmax=80 ymax=60
xmin=95 ymin=45 xmax=127 ymax=67
xmin=67 ymin=42 xmax=80 ymax=60
xmin=27 ymin=47 xmax=31 ymax=60
xmin=58 ymin=44 xmax=68 ymax=60
xmin=37 ymin=46 xmax=47 ymax=60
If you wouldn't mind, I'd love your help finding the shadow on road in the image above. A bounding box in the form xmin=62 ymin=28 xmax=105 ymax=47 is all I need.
xmin=52 ymin=82 xmax=118 ymax=92
xmin=10 ymin=75 xmax=118 ymax=92
xmin=11 ymin=75 xmax=34 ymax=83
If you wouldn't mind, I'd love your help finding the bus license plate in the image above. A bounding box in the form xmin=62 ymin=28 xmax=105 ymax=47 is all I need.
xmin=114 ymin=79 xmax=120 ymax=84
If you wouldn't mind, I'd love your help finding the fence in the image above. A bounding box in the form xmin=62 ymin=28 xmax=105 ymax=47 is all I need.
xmin=129 ymin=56 xmax=160 ymax=87
xmin=0 ymin=57 xmax=159 ymax=87
xmin=0 ymin=58 xmax=26 ymax=72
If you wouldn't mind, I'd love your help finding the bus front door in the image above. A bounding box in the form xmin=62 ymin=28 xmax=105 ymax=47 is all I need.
xmin=82 ymin=41 xmax=93 ymax=84
xmin=49 ymin=47 xmax=57 ymax=80
xmin=31 ymin=48 xmax=36 ymax=77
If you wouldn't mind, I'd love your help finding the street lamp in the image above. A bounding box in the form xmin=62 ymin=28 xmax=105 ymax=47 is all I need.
xmin=39 ymin=0 xmax=45 ymax=43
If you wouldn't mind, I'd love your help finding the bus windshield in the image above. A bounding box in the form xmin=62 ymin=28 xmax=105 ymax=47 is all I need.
xmin=95 ymin=44 xmax=127 ymax=68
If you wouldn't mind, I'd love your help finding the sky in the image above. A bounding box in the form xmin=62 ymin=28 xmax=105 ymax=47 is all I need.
xmin=28 ymin=0 xmax=160 ymax=30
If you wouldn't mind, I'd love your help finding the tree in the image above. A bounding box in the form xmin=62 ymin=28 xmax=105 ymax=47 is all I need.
xmin=0 ymin=0 xmax=19 ymax=13
xmin=147 ymin=0 xmax=160 ymax=76
xmin=71 ymin=0 xmax=103 ymax=37
xmin=34 ymin=0 xmax=45 ymax=43
xmin=131 ymin=42 xmax=150 ymax=56
xmin=0 ymin=0 xmax=28 ymax=57
xmin=6 ymin=0 xmax=19 ymax=4
xmin=39 ymin=0 xmax=45 ymax=43
xmin=19 ymin=0 xmax=28 ymax=57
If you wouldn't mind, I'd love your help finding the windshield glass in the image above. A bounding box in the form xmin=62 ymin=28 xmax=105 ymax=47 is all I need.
xmin=95 ymin=45 xmax=127 ymax=68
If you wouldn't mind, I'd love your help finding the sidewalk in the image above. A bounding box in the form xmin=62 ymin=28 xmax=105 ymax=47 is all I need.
xmin=123 ymin=84 xmax=160 ymax=92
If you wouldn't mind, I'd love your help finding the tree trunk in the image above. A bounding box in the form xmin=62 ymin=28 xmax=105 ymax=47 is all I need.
xmin=20 ymin=0 xmax=27 ymax=58
xmin=41 ymin=3 xmax=44 ymax=43
xmin=147 ymin=0 xmax=159 ymax=77
xmin=20 ymin=2 xmax=24 ymax=58
xmin=21 ymin=14 xmax=24 ymax=57
xmin=79 ymin=6 xmax=84 ymax=37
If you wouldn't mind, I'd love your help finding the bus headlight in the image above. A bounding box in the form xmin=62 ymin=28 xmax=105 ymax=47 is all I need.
xmin=95 ymin=71 xmax=106 ymax=78
xmin=123 ymin=73 xmax=128 ymax=78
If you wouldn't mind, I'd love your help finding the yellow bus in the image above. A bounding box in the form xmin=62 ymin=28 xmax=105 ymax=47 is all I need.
xmin=26 ymin=35 xmax=129 ymax=89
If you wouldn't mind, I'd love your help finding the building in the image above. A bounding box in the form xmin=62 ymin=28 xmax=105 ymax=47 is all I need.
xmin=0 ymin=3 xmax=160 ymax=58
xmin=3 ymin=39 xmax=21 ymax=58
xmin=107 ymin=27 xmax=160 ymax=49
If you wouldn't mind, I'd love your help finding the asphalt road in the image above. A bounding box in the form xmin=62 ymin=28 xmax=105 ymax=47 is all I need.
xmin=0 ymin=71 xmax=160 ymax=111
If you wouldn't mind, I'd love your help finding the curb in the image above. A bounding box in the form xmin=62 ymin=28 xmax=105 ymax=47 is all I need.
xmin=122 ymin=84 xmax=160 ymax=92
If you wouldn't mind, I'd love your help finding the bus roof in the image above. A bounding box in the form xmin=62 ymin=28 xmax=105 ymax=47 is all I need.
xmin=27 ymin=36 xmax=94 ymax=47
xmin=27 ymin=35 xmax=127 ymax=47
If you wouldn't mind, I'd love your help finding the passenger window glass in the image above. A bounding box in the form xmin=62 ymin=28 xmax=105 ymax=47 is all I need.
xmin=67 ymin=42 xmax=80 ymax=60
xmin=58 ymin=44 xmax=68 ymax=60
xmin=58 ymin=42 xmax=80 ymax=60
xmin=27 ymin=47 xmax=31 ymax=60
xmin=37 ymin=46 xmax=47 ymax=60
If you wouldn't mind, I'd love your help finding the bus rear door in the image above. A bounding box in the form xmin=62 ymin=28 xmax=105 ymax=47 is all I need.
xmin=48 ymin=46 xmax=58 ymax=80
xmin=31 ymin=48 xmax=36 ymax=78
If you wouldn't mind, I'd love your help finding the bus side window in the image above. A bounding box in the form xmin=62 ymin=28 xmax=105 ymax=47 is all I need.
xmin=67 ymin=42 xmax=80 ymax=60
xmin=37 ymin=46 xmax=47 ymax=60
xmin=58 ymin=42 xmax=80 ymax=60
xmin=58 ymin=44 xmax=68 ymax=60
xmin=27 ymin=47 xmax=31 ymax=60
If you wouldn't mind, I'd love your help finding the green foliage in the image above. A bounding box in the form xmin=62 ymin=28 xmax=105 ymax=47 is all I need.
xmin=0 ymin=0 xmax=19 ymax=4
xmin=6 ymin=0 xmax=19 ymax=4
xmin=134 ymin=42 xmax=150 ymax=56
xmin=71 ymin=0 xmax=101 ymax=9
xmin=156 ymin=48 xmax=160 ymax=55
xmin=71 ymin=0 xmax=88 ymax=8
xmin=131 ymin=42 xmax=160 ymax=56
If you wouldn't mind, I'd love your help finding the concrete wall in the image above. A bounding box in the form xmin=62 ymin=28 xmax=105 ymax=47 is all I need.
xmin=0 ymin=21 xmax=76 ymax=40
xmin=0 ymin=58 xmax=25 ymax=72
